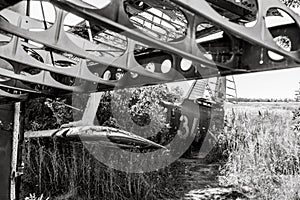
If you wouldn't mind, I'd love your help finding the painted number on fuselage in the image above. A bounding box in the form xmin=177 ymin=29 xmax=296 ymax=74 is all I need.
xmin=177 ymin=115 xmax=199 ymax=139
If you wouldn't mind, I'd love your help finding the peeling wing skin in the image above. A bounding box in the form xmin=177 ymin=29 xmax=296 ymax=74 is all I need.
xmin=25 ymin=126 xmax=167 ymax=150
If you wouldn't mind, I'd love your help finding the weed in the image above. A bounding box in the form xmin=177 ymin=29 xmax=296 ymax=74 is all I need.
xmin=219 ymin=103 xmax=300 ymax=200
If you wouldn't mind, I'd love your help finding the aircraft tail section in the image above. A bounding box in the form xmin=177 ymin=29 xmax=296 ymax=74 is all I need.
xmin=186 ymin=79 xmax=208 ymax=100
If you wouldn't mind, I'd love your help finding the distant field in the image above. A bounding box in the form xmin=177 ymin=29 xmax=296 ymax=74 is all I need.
xmin=225 ymin=101 xmax=300 ymax=109
xmin=224 ymin=102 xmax=300 ymax=120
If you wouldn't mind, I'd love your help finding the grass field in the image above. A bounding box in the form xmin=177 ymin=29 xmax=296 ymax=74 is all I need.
xmin=220 ymin=102 xmax=300 ymax=200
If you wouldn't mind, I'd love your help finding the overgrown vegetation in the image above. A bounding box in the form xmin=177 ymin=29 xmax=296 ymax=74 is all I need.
xmin=218 ymin=103 xmax=300 ymax=200
xmin=22 ymin=99 xmax=300 ymax=200
xmin=21 ymin=137 xmax=192 ymax=200
xmin=23 ymin=90 xmax=300 ymax=200
xmin=22 ymin=85 xmax=185 ymax=199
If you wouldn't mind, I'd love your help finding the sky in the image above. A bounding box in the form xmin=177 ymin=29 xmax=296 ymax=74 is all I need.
xmin=26 ymin=1 xmax=300 ymax=99
xmin=234 ymin=7 xmax=300 ymax=99
xmin=234 ymin=68 xmax=300 ymax=99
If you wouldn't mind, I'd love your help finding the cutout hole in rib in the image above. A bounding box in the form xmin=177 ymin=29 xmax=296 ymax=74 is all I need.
xmin=266 ymin=8 xmax=300 ymax=61
xmin=64 ymin=13 xmax=127 ymax=58
xmin=134 ymin=44 xmax=173 ymax=74
xmin=81 ymin=0 xmax=111 ymax=9
xmin=50 ymin=59 xmax=78 ymax=86
xmin=103 ymin=70 xmax=112 ymax=80
xmin=0 ymin=16 xmax=12 ymax=46
xmin=208 ymin=0 xmax=258 ymax=27
xmin=180 ymin=59 xmax=192 ymax=72
xmin=161 ymin=59 xmax=172 ymax=73
xmin=27 ymin=1 xmax=56 ymax=30
xmin=196 ymin=22 xmax=233 ymax=64
xmin=124 ymin=0 xmax=188 ymax=42
xmin=0 ymin=59 xmax=13 ymax=82
xmin=268 ymin=36 xmax=292 ymax=61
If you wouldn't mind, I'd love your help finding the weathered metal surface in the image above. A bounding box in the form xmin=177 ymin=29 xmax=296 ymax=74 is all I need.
xmin=0 ymin=0 xmax=298 ymax=97
xmin=25 ymin=126 xmax=167 ymax=150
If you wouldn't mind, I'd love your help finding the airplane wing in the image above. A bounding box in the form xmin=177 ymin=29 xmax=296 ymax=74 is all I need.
xmin=25 ymin=126 xmax=167 ymax=150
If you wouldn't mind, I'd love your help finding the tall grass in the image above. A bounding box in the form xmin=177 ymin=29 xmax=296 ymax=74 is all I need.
xmin=219 ymin=104 xmax=300 ymax=200
xmin=20 ymin=137 xmax=193 ymax=200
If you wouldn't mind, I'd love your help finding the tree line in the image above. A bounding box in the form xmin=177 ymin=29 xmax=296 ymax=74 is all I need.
xmin=228 ymin=97 xmax=298 ymax=102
